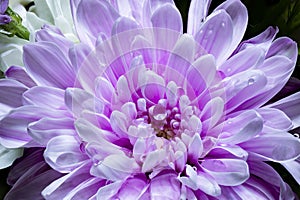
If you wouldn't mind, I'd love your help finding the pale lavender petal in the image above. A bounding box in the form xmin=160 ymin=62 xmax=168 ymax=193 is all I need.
xmin=68 ymin=43 xmax=91 ymax=72
xmin=35 ymin=25 xmax=74 ymax=55
xmin=96 ymin=180 xmax=123 ymax=199
xmin=0 ymin=79 xmax=28 ymax=111
xmin=42 ymin=162 xmax=103 ymax=199
xmin=5 ymin=66 xmax=36 ymax=88
xmin=112 ymin=16 xmax=139 ymax=35
xmin=44 ymin=135 xmax=88 ymax=173
xmin=116 ymin=176 xmax=148 ymax=199
xmin=28 ymin=117 xmax=76 ymax=145
xmin=150 ymin=171 xmax=181 ymax=199
xmin=238 ymin=56 xmax=295 ymax=110
xmin=219 ymin=116 xmax=263 ymax=144
xmin=268 ymin=91 xmax=300 ymax=128
xmin=234 ymin=26 xmax=278 ymax=53
xmin=23 ymin=42 xmax=75 ymax=89
xmin=257 ymin=108 xmax=293 ymax=133
xmin=90 ymin=154 xmax=140 ymax=181
xmin=215 ymin=0 xmax=248 ymax=60
xmin=22 ymin=86 xmax=66 ymax=110
xmin=151 ymin=3 xmax=182 ymax=33
xmin=241 ymin=134 xmax=300 ymax=162
xmin=75 ymin=0 xmax=120 ymax=46
xmin=201 ymin=159 xmax=249 ymax=186
xmin=0 ymin=106 xmax=59 ymax=148
xmin=195 ymin=10 xmax=233 ymax=66
xmin=187 ymin=0 xmax=212 ymax=35
xmin=219 ymin=46 xmax=264 ymax=77
xmin=266 ymin=37 xmax=298 ymax=62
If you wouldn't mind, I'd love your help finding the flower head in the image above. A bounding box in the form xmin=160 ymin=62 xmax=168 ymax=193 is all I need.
xmin=0 ymin=0 xmax=300 ymax=199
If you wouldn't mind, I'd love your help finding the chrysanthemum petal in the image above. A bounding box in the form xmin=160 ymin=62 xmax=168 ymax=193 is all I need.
xmin=241 ymin=134 xmax=300 ymax=162
xmin=23 ymin=86 xmax=65 ymax=110
xmin=75 ymin=0 xmax=120 ymax=46
xmin=195 ymin=10 xmax=233 ymax=66
xmin=5 ymin=66 xmax=36 ymax=88
xmin=91 ymin=154 xmax=140 ymax=181
xmin=268 ymin=91 xmax=300 ymax=127
xmin=219 ymin=46 xmax=265 ymax=77
xmin=42 ymin=162 xmax=102 ymax=200
xmin=257 ymin=108 xmax=293 ymax=133
xmin=151 ymin=3 xmax=182 ymax=33
xmin=28 ymin=117 xmax=75 ymax=145
xmin=266 ymin=37 xmax=298 ymax=62
xmin=116 ymin=176 xmax=148 ymax=200
xmin=201 ymin=159 xmax=249 ymax=186
xmin=0 ymin=106 xmax=64 ymax=148
xmin=215 ymin=0 xmax=248 ymax=60
xmin=187 ymin=0 xmax=212 ymax=35
xmin=150 ymin=171 xmax=181 ymax=199
xmin=23 ymin=42 xmax=75 ymax=89
xmin=44 ymin=135 xmax=88 ymax=173
xmin=35 ymin=25 xmax=74 ymax=56
xmin=0 ymin=79 xmax=28 ymax=113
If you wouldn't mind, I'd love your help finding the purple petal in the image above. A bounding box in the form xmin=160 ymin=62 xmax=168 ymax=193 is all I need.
xmin=201 ymin=159 xmax=249 ymax=186
xmin=223 ymin=70 xmax=267 ymax=113
xmin=268 ymin=91 xmax=300 ymax=128
xmin=44 ymin=135 xmax=88 ymax=173
xmin=116 ymin=176 xmax=148 ymax=199
xmin=0 ymin=79 xmax=28 ymax=111
xmin=42 ymin=162 xmax=103 ymax=199
xmin=241 ymin=133 xmax=300 ymax=162
xmin=112 ymin=16 xmax=139 ymax=36
xmin=5 ymin=163 xmax=62 ymax=199
xmin=257 ymin=108 xmax=293 ymax=133
xmin=238 ymin=56 xmax=294 ymax=110
xmin=187 ymin=0 xmax=212 ymax=35
xmin=90 ymin=154 xmax=140 ymax=181
xmin=188 ymin=133 xmax=203 ymax=161
xmin=0 ymin=106 xmax=47 ymax=148
xmin=195 ymin=10 xmax=233 ymax=65
xmin=180 ymin=166 xmax=221 ymax=196
xmin=65 ymin=88 xmax=98 ymax=117
xmin=219 ymin=46 xmax=265 ymax=77
xmin=75 ymin=0 xmax=120 ymax=46
xmin=36 ymin=25 xmax=74 ymax=55
xmin=0 ymin=0 xmax=9 ymax=13
xmin=96 ymin=181 xmax=123 ymax=199
xmin=22 ymin=86 xmax=66 ymax=110
xmin=234 ymin=26 xmax=278 ymax=53
xmin=68 ymin=43 xmax=91 ymax=72
xmin=151 ymin=3 xmax=182 ymax=33
xmin=23 ymin=42 xmax=75 ymax=89
xmin=28 ymin=117 xmax=75 ymax=145
xmin=150 ymin=171 xmax=181 ymax=199
xmin=0 ymin=14 xmax=10 ymax=25
xmin=266 ymin=37 xmax=298 ymax=62
xmin=5 ymin=66 xmax=36 ymax=88
xmin=215 ymin=0 xmax=248 ymax=59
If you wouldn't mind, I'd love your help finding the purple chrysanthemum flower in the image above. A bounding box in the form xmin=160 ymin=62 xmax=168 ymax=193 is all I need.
xmin=0 ymin=0 xmax=300 ymax=199
xmin=0 ymin=0 xmax=11 ymax=25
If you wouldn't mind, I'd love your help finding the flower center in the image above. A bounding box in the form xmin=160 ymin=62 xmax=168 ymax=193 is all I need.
xmin=135 ymin=98 xmax=181 ymax=140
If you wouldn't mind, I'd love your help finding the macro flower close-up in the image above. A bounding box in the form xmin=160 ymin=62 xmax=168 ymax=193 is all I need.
xmin=0 ymin=0 xmax=300 ymax=199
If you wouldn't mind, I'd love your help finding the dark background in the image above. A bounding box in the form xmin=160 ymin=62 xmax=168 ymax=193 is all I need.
xmin=1 ymin=0 xmax=300 ymax=199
